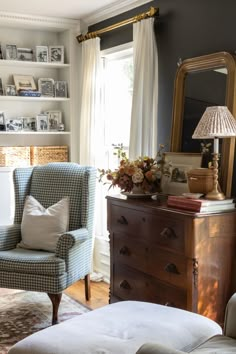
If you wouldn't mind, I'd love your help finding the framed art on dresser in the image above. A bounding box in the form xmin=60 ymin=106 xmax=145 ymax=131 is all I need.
xmin=161 ymin=152 xmax=202 ymax=195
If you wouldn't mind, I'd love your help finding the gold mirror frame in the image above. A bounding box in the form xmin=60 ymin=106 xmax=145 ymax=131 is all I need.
xmin=170 ymin=51 xmax=236 ymax=197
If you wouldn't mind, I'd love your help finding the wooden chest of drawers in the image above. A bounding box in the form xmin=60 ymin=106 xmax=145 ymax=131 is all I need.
xmin=107 ymin=195 xmax=236 ymax=324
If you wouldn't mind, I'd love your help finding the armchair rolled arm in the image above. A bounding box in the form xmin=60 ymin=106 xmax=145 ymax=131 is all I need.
xmin=55 ymin=228 xmax=90 ymax=258
xmin=224 ymin=293 xmax=236 ymax=339
xmin=136 ymin=343 xmax=185 ymax=354
xmin=0 ymin=224 xmax=21 ymax=250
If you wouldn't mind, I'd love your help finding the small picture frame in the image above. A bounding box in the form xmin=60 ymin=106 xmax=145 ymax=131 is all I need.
xmin=0 ymin=78 xmax=3 ymax=96
xmin=5 ymin=118 xmax=23 ymax=131
xmin=6 ymin=44 xmax=17 ymax=60
xmin=17 ymin=48 xmax=33 ymax=61
xmin=13 ymin=75 xmax=37 ymax=92
xmin=45 ymin=110 xmax=62 ymax=131
xmin=161 ymin=152 xmax=202 ymax=195
xmin=36 ymin=114 xmax=49 ymax=131
xmin=54 ymin=81 xmax=67 ymax=98
xmin=49 ymin=46 xmax=64 ymax=63
xmin=22 ymin=117 xmax=37 ymax=131
xmin=36 ymin=46 xmax=48 ymax=62
xmin=38 ymin=78 xmax=54 ymax=97
xmin=0 ymin=112 xmax=5 ymax=130
xmin=0 ymin=44 xmax=3 ymax=60
xmin=5 ymin=85 xmax=17 ymax=96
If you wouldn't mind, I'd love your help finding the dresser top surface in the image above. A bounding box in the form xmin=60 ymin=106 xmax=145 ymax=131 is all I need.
xmin=106 ymin=194 xmax=236 ymax=218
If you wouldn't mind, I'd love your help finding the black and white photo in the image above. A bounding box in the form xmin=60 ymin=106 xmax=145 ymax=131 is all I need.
xmin=45 ymin=110 xmax=62 ymax=130
xmin=5 ymin=118 xmax=23 ymax=131
xmin=0 ymin=44 xmax=3 ymax=60
xmin=17 ymin=48 xmax=33 ymax=61
xmin=38 ymin=78 xmax=54 ymax=97
xmin=49 ymin=46 xmax=64 ymax=63
xmin=5 ymin=85 xmax=16 ymax=96
xmin=6 ymin=45 xmax=17 ymax=60
xmin=0 ymin=113 xmax=5 ymax=130
xmin=0 ymin=111 xmax=5 ymax=125
xmin=22 ymin=117 xmax=37 ymax=131
xmin=0 ymin=78 xmax=3 ymax=96
xmin=36 ymin=46 xmax=48 ymax=62
xmin=36 ymin=114 xmax=49 ymax=131
xmin=54 ymin=80 xmax=67 ymax=97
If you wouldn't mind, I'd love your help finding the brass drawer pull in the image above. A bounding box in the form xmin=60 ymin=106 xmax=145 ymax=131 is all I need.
xmin=160 ymin=227 xmax=177 ymax=240
xmin=117 ymin=216 xmax=128 ymax=225
xmin=164 ymin=263 xmax=180 ymax=274
xmin=119 ymin=246 xmax=130 ymax=256
xmin=119 ymin=280 xmax=131 ymax=290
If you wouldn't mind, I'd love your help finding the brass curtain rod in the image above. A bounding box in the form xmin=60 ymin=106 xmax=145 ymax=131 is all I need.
xmin=77 ymin=6 xmax=159 ymax=43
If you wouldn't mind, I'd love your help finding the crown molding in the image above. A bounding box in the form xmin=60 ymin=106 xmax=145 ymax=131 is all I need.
xmin=83 ymin=0 xmax=153 ymax=26
xmin=0 ymin=11 xmax=79 ymax=31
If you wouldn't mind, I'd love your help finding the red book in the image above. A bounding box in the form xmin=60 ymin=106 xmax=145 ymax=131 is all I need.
xmin=167 ymin=196 xmax=235 ymax=212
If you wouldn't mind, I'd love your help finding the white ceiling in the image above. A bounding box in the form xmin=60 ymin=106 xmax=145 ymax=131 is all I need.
xmin=0 ymin=0 xmax=128 ymax=21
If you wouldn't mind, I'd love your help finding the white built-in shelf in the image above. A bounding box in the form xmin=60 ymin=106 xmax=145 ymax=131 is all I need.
xmin=0 ymin=96 xmax=70 ymax=102
xmin=0 ymin=59 xmax=70 ymax=69
xmin=0 ymin=131 xmax=71 ymax=135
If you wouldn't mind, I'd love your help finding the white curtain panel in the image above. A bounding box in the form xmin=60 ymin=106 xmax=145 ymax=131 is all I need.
xmin=79 ymin=37 xmax=106 ymax=279
xmin=79 ymin=37 xmax=102 ymax=166
xmin=129 ymin=17 xmax=158 ymax=159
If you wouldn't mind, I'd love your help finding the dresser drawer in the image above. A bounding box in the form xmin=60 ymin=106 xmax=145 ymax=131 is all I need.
xmin=112 ymin=265 xmax=187 ymax=309
xmin=110 ymin=205 xmax=185 ymax=253
xmin=113 ymin=233 xmax=188 ymax=288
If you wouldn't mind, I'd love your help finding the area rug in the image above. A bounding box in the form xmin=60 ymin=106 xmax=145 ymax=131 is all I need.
xmin=0 ymin=289 xmax=90 ymax=354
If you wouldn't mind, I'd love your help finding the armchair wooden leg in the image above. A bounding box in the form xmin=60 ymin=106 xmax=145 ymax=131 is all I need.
xmin=85 ymin=274 xmax=91 ymax=301
xmin=47 ymin=293 xmax=62 ymax=325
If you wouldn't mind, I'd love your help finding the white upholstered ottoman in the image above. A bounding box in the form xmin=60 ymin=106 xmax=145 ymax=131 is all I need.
xmin=8 ymin=301 xmax=222 ymax=354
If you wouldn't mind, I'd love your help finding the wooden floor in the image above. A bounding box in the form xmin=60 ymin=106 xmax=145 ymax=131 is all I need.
xmin=65 ymin=279 xmax=110 ymax=310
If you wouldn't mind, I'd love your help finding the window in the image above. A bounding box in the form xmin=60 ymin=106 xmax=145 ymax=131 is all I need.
xmin=93 ymin=43 xmax=133 ymax=281
xmin=102 ymin=43 xmax=133 ymax=169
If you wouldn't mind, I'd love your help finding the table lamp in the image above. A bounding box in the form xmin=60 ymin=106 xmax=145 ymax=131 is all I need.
xmin=192 ymin=106 xmax=236 ymax=200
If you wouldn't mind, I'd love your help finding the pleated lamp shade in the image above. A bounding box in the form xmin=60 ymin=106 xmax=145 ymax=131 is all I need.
xmin=192 ymin=106 xmax=236 ymax=139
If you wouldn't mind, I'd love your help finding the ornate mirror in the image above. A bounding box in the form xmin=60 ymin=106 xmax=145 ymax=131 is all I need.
xmin=170 ymin=52 xmax=236 ymax=197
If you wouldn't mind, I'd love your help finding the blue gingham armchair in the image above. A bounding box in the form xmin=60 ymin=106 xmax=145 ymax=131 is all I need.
xmin=0 ymin=163 xmax=96 ymax=324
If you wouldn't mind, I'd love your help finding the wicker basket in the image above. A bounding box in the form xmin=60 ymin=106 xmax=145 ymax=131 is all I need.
xmin=187 ymin=168 xmax=214 ymax=194
xmin=0 ymin=146 xmax=31 ymax=167
xmin=30 ymin=146 xmax=69 ymax=166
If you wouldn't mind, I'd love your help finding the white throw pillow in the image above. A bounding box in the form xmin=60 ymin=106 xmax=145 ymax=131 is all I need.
xmin=19 ymin=195 xmax=69 ymax=252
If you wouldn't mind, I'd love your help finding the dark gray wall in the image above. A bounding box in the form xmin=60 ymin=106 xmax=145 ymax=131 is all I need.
xmin=90 ymin=0 xmax=236 ymax=195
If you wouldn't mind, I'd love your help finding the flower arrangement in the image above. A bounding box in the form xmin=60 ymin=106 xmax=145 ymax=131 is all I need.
xmin=99 ymin=144 xmax=169 ymax=194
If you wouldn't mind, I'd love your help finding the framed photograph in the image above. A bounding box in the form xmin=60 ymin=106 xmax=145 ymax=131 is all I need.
xmin=5 ymin=118 xmax=23 ymax=131
xmin=161 ymin=152 xmax=202 ymax=195
xmin=13 ymin=75 xmax=37 ymax=91
xmin=6 ymin=44 xmax=17 ymax=60
xmin=45 ymin=110 xmax=62 ymax=131
xmin=5 ymin=85 xmax=16 ymax=96
xmin=0 ymin=44 xmax=3 ymax=60
xmin=0 ymin=111 xmax=6 ymax=131
xmin=49 ymin=46 xmax=64 ymax=63
xmin=36 ymin=114 xmax=49 ymax=131
xmin=36 ymin=46 xmax=48 ymax=62
xmin=38 ymin=78 xmax=54 ymax=97
xmin=17 ymin=48 xmax=33 ymax=61
xmin=54 ymin=80 xmax=67 ymax=97
xmin=0 ymin=78 xmax=3 ymax=96
xmin=22 ymin=117 xmax=37 ymax=131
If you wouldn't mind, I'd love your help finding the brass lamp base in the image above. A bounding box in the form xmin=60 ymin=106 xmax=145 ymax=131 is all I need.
xmin=205 ymin=153 xmax=225 ymax=200
xmin=205 ymin=190 xmax=225 ymax=200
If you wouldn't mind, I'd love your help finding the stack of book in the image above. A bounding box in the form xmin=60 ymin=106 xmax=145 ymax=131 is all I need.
xmin=167 ymin=195 xmax=235 ymax=213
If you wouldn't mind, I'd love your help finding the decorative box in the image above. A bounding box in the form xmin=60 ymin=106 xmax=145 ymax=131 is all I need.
xmin=19 ymin=90 xmax=41 ymax=97
xmin=187 ymin=168 xmax=214 ymax=194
